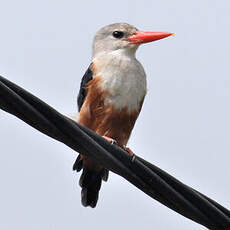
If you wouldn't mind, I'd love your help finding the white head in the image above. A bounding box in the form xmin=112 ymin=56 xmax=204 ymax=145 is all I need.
xmin=92 ymin=23 xmax=174 ymax=58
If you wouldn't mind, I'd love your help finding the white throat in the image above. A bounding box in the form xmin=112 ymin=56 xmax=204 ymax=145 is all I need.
xmin=92 ymin=49 xmax=147 ymax=112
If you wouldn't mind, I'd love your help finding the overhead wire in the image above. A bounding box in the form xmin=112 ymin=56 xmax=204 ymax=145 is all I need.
xmin=0 ymin=75 xmax=230 ymax=230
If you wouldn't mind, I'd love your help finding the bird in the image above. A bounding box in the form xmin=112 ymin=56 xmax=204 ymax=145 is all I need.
xmin=73 ymin=23 xmax=173 ymax=208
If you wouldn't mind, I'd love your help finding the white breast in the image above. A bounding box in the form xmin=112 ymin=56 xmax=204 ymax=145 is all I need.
xmin=92 ymin=50 xmax=147 ymax=112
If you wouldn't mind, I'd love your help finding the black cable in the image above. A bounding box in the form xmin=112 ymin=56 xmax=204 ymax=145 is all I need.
xmin=0 ymin=75 xmax=230 ymax=230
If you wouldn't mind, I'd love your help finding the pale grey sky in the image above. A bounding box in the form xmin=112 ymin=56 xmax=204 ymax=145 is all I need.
xmin=0 ymin=0 xmax=230 ymax=229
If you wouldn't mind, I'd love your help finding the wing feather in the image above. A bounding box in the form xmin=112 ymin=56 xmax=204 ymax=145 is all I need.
xmin=77 ymin=65 xmax=93 ymax=111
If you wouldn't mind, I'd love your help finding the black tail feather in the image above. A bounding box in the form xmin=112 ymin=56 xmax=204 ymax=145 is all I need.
xmin=79 ymin=168 xmax=103 ymax=208
xmin=73 ymin=154 xmax=83 ymax=172
xmin=73 ymin=154 xmax=109 ymax=207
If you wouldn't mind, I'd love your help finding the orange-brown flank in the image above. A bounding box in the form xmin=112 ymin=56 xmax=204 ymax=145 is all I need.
xmin=78 ymin=75 xmax=144 ymax=169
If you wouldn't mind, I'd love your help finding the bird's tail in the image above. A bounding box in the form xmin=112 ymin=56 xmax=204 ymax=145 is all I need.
xmin=73 ymin=154 xmax=108 ymax=208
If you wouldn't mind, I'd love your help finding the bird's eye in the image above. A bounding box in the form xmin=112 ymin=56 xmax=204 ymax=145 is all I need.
xmin=112 ymin=31 xmax=124 ymax=39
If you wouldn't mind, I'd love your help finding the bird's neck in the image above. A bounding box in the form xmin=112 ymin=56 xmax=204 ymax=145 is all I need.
xmin=93 ymin=47 xmax=137 ymax=60
xmin=92 ymin=49 xmax=138 ymax=74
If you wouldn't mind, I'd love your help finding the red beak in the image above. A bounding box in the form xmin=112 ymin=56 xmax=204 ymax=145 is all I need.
xmin=124 ymin=31 xmax=174 ymax=44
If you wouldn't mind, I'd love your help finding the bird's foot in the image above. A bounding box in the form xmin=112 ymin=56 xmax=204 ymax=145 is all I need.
xmin=102 ymin=136 xmax=117 ymax=145
xmin=102 ymin=136 xmax=135 ymax=162
xmin=123 ymin=145 xmax=136 ymax=162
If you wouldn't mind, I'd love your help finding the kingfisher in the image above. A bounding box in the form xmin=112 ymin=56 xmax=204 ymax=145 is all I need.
xmin=73 ymin=23 xmax=173 ymax=208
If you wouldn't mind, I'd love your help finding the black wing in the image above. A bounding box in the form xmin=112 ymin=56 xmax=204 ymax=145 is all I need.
xmin=77 ymin=65 xmax=93 ymax=112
